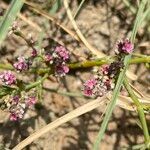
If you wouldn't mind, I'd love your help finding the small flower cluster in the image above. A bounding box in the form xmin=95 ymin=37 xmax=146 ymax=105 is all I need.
xmin=0 ymin=71 xmax=16 ymax=85
xmin=9 ymin=95 xmax=36 ymax=121
xmin=116 ymin=38 xmax=134 ymax=54
xmin=44 ymin=46 xmax=70 ymax=76
xmin=0 ymin=70 xmax=36 ymax=121
xmin=83 ymin=65 xmax=115 ymax=97
xmin=83 ymin=38 xmax=133 ymax=97
xmin=13 ymin=57 xmax=30 ymax=72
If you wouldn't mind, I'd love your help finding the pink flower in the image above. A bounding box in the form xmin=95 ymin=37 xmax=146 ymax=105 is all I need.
xmin=54 ymin=46 xmax=69 ymax=61
xmin=12 ymin=95 xmax=20 ymax=104
xmin=83 ymin=78 xmax=97 ymax=96
xmin=117 ymin=39 xmax=134 ymax=54
xmin=44 ymin=53 xmax=53 ymax=62
xmin=83 ymin=88 xmax=93 ymax=96
xmin=84 ymin=78 xmax=97 ymax=89
xmin=25 ymin=96 xmax=36 ymax=107
xmin=83 ymin=76 xmax=114 ymax=97
xmin=9 ymin=103 xmax=25 ymax=121
xmin=55 ymin=64 xmax=69 ymax=76
xmin=10 ymin=113 xmax=18 ymax=121
xmin=44 ymin=45 xmax=70 ymax=77
xmin=0 ymin=71 xmax=16 ymax=85
xmin=101 ymin=65 xmax=109 ymax=75
xmin=31 ymin=49 xmax=37 ymax=57
xmin=13 ymin=57 xmax=29 ymax=71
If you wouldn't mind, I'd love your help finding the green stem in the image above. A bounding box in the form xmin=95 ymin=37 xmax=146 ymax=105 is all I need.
xmin=68 ymin=58 xmax=111 ymax=69
xmin=0 ymin=56 xmax=150 ymax=74
xmin=14 ymin=30 xmax=35 ymax=50
xmin=25 ymin=74 xmax=48 ymax=91
xmin=69 ymin=56 xmax=150 ymax=69
xmin=43 ymin=87 xmax=92 ymax=98
xmin=124 ymin=77 xmax=150 ymax=144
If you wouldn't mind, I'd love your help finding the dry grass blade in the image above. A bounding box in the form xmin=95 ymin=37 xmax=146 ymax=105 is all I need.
xmin=63 ymin=0 xmax=105 ymax=58
xmin=126 ymin=70 xmax=137 ymax=80
xmin=12 ymin=96 xmax=107 ymax=150
xmin=24 ymin=0 xmax=80 ymax=41
xmin=18 ymin=14 xmax=42 ymax=32
xmin=129 ymin=83 xmax=145 ymax=98
xmin=107 ymin=92 xmax=150 ymax=111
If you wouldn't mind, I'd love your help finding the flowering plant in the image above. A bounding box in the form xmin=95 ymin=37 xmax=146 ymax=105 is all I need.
xmin=0 ymin=0 xmax=150 ymax=149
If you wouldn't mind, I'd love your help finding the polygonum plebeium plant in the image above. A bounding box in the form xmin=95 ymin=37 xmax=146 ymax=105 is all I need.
xmin=0 ymin=28 xmax=133 ymax=122
xmin=0 ymin=29 xmax=70 ymax=121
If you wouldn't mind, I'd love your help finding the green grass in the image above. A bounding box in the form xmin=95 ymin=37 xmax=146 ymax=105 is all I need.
xmin=0 ymin=0 xmax=24 ymax=46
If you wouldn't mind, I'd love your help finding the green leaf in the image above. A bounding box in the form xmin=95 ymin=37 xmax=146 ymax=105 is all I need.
xmin=49 ymin=0 xmax=61 ymax=14
xmin=0 ymin=86 xmax=15 ymax=98
xmin=0 ymin=0 xmax=24 ymax=46
xmin=73 ymin=0 xmax=86 ymax=19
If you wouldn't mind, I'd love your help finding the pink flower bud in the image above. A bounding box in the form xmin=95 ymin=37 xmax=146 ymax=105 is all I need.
xmin=101 ymin=65 xmax=109 ymax=75
xmin=55 ymin=64 xmax=69 ymax=76
xmin=44 ymin=53 xmax=53 ymax=62
xmin=84 ymin=78 xmax=97 ymax=89
xmin=10 ymin=113 xmax=18 ymax=121
xmin=25 ymin=96 xmax=36 ymax=107
xmin=12 ymin=95 xmax=20 ymax=104
xmin=31 ymin=49 xmax=37 ymax=57
xmin=117 ymin=39 xmax=134 ymax=54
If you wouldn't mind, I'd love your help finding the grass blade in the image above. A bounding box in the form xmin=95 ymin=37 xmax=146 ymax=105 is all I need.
xmin=0 ymin=0 xmax=24 ymax=46
xmin=49 ymin=0 xmax=61 ymax=14
xmin=73 ymin=0 xmax=86 ymax=19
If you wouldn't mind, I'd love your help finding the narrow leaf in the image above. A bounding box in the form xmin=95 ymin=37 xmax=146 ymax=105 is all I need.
xmin=0 ymin=0 xmax=24 ymax=46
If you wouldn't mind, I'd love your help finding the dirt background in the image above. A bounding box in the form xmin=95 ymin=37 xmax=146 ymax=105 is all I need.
xmin=0 ymin=0 xmax=150 ymax=149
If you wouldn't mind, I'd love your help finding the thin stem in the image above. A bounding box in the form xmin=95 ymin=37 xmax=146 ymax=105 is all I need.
xmin=14 ymin=30 xmax=35 ymax=50
xmin=25 ymin=74 xmax=48 ymax=91
xmin=43 ymin=87 xmax=92 ymax=98
xmin=68 ymin=58 xmax=111 ymax=69
xmin=69 ymin=56 xmax=150 ymax=69
xmin=0 ymin=56 xmax=149 ymax=73
xmin=124 ymin=77 xmax=150 ymax=144
xmin=73 ymin=0 xmax=86 ymax=19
